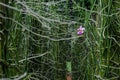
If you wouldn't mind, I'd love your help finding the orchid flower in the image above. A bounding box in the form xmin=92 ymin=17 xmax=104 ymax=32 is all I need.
xmin=77 ymin=26 xmax=85 ymax=35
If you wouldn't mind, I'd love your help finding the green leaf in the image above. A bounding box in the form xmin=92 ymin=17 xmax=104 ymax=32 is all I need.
xmin=66 ymin=62 xmax=72 ymax=73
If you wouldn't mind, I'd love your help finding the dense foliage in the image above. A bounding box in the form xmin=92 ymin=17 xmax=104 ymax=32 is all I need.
xmin=0 ymin=0 xmax=120 ymax=80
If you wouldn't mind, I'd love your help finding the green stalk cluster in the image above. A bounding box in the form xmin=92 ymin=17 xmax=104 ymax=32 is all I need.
xmin=0 ymin=0 xmax=119 ymax=80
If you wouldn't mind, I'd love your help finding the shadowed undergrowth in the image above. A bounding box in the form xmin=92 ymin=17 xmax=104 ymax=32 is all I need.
xmin=0 ymin=0 xmax=120 ymax=80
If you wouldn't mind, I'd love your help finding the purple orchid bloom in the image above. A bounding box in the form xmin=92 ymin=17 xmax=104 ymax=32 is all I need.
xmin=77 ymin=26 xmax=85 ymax=35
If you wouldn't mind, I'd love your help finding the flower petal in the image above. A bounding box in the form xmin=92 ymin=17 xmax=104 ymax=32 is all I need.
xmin=77 ymin=26 xmax=85 ymax=35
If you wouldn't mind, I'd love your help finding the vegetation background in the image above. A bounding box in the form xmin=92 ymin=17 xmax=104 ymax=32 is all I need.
xmin=0 ymin=0 xmax=120 ymax=80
